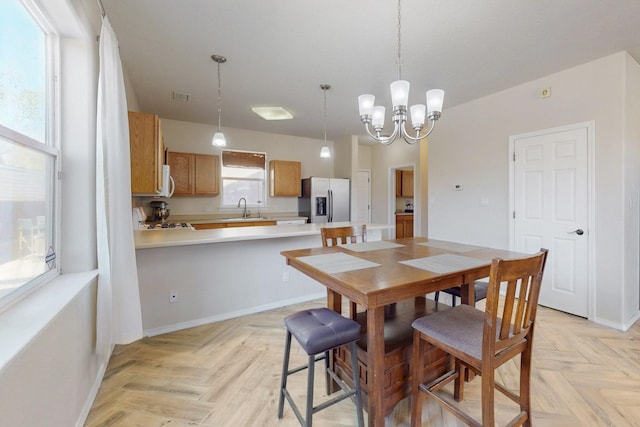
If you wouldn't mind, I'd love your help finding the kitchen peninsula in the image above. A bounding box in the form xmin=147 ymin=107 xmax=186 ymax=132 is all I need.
xmin=135 ymin=222 xmax=392 ymax=336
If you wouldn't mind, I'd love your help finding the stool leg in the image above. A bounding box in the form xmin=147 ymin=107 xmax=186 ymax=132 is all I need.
xmin=350 ymin=341 xmax=364 ymax=427
xmin=277 ymin=330 xmax=292 ymax=419
xmin=324 ymin=350 xmax=330 ymax=395
xmin=306 ymin=354 xmax=315 ymax=427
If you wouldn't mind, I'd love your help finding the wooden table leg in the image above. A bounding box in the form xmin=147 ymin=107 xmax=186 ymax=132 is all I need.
xmin=327 ymin=288 xmax=342 ymax=313
xmin=367 ymin=306 xmax=385 ymax=427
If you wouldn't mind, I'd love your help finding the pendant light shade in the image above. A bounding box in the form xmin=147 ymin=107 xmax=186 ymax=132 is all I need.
xmin=212 ymin=131 xmax=226 ymax=147
xmin=211 ymin=54 xmax=227 ymax=147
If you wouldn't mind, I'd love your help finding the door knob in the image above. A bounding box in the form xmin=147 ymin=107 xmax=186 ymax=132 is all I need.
xmin=568 ymin=229 xmax=584 ymax=235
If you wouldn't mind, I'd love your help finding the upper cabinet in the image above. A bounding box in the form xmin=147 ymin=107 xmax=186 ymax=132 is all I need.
xmin=269 ymin=160 xmax=301 ymax=197
xmin=395 ymin=170 xmax=414 ymax=197
xmin=129 ymin=111 xmax=165 ymax=194
xmin=167 ymin=151 xmax=219 ymax=196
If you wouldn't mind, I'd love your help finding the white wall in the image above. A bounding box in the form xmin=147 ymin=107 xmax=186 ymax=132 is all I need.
xmin=135 ymin=118 xmax=335 ymax=216
xmin=426 ymin=52 xmax=640 ymax=329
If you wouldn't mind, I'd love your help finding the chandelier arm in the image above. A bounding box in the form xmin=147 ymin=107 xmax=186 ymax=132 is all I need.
xmin=364 ymin=122 xmax=398 ymax=145
xmin=399 ymin=118 xmax=439 ymax=144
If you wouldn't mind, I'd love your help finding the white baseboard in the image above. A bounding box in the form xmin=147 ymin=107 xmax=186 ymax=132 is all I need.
xmin=143 ymin=292 xmax=326 ymax=337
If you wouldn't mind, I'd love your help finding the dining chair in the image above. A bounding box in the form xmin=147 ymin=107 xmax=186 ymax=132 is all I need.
xmin=321 ymin=225 xmax=367 ymax=319
xmin=410 ymin=249 xmax=548 ymax=427
xmin=433 ymin=280 xmax=489 ymax=307
xmin=321 ymin=225 xmax=367 ymax=247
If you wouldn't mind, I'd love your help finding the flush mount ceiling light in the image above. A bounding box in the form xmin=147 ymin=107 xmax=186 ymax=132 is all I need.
xmin=319 ymin=84 xmax=331 ymax=159
xmin=211 ymin=54 xmax=227 ymax=147
xmin=357 ymin=0 xmax=444 ymax=145
xmin=251 ymin=106 xmax=294 ymax=121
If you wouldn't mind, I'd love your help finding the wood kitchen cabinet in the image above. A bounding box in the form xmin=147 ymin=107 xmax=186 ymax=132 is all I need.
xmin=395 ymin=214 xmax=414 ymax=238
xmin=167 ymin=151 xmax=219 ymax=196
xmin=269 ymin=160 xmax=301 ymax=197
xmin=395 ymin=170 xmax=414 ymax=197
xmin=192 ymin=220 xmax=276 ymax=230
xmin=129 ymin=111 xmax=165 ymax=194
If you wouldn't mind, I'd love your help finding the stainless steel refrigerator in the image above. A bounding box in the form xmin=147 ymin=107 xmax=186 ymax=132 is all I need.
xmin=298 ymin=177 xmax=350 ymax=223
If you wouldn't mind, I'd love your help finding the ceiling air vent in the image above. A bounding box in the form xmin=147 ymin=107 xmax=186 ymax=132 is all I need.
xmin=173 ymin=91 xmax=190 ymax=102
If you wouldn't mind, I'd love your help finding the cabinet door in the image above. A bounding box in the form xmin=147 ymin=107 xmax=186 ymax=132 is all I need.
xmin=395 ymin=215 xmax=404 ymax=238
xmin=129 ymin=111 xmax=163 ymax=194
xmin=396 ymin=170 xmax=403 ymax=197
xmin=404 ymin=215 xmax=414 ymax=238
xmin=167 ymin=151 xmax=194 ymax=195
xmin=194 ymin=154 xmax=219 ymax=195
xmin=270 ymin=160 xmax=301 ymax=197
xmin=401 ymin=171 xmax=414 ymax=197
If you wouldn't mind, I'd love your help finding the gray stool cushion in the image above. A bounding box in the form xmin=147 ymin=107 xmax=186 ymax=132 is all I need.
xmin=285 ymin=308 xmax=361 ymax=355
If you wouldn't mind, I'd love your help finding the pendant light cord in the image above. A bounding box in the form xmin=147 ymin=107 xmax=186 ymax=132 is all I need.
xmin=323 ymin=88 xmax=327 ymax=144
xmin=397 ymin=0 xmax=402 ymax=81
xmin=217 ymin=61 xmax=222 ymax=131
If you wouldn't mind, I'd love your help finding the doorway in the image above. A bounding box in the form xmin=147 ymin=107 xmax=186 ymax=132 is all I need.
xmin=509 ymin=121 xmax=594 ymax=318
xmin=390 ymin=164 xmax=416 ymax=239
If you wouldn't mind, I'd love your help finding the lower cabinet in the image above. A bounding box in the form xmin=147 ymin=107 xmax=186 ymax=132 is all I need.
xmin=192 ymin=221 xmax=276 ymax=230
xmin=395 ymin=214 xmax=414 ymax=238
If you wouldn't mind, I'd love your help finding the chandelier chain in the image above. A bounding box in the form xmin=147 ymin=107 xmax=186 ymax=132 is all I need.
xmin=397 ymin=0 xmax=402 ymax=80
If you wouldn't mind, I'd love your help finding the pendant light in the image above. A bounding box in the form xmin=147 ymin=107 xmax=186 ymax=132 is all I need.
xmin=211 ymin=54 xmax=227 ymax=147
xmin=320 ymin=84 xmax=331 ymax=158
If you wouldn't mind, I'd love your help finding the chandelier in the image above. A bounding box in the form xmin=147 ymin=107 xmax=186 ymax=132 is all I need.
xmin=357 ymin=0 xmax=444 ymax=145
xmin=211 ymin=54 xmax=227 ymax=147
xmin=320 ymin=84 xmax=331 ymax=158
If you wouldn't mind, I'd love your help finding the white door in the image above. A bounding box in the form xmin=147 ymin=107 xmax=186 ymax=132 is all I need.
xmin=511 ymin=123 xmax=591 ymax=317
xmin=354 ymin=170 xmax=370 ymax=223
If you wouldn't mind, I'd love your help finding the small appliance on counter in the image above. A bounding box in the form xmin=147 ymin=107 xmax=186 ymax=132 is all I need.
xmin=150 ymin=200 xmax=170 ymax=222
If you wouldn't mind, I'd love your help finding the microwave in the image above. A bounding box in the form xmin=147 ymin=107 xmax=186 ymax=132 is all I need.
xmin=136 ymin=164 xmax=175 ymax=197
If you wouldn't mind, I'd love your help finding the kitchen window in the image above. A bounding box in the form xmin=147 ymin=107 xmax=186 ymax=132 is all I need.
xmin=220 ymin=149 xmax=267 ymax=208
xmin=0 ymin=0 xmax=58 ymax=306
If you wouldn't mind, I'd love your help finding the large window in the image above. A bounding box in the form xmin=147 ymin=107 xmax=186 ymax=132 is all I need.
xmin=0 ymin=0 xmax=58 ymax=304
xmin=221 ymin=150 xmax=266 ymax=208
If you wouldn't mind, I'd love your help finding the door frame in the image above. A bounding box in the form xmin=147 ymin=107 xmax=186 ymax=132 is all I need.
xmin=389 ymin=162 xmax=418 ymax=238
xmin=508 ymin=120 xmax=596 ymax=320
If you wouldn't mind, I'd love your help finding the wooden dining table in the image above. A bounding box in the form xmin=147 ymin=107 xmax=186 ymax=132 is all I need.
xmin=281 ymin=237 xmax=527 ymax=427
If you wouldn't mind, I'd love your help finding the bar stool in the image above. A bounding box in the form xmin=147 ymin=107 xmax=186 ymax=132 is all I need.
xmin=278 ymin=307 xmax=365 ymax=427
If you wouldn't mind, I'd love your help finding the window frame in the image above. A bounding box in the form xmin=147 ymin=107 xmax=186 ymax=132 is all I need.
xmin=220 ymin=149 xmax=268 ymax=209
xmin=0 ymin=0 xmax=61 ymax=310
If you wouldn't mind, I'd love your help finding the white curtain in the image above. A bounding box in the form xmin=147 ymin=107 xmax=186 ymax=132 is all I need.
xmin=96 ymin=16 xmax=143 ymax=352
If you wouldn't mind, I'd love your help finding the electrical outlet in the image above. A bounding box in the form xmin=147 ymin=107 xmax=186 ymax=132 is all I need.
xmin=282 ymin=271 xmax=290 ymax=282
xmin=169 ymin=290 xmax=179 ymax=303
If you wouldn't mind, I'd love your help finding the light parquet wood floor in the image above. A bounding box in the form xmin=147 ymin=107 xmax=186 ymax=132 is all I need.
xmin=85 ymin=299 xmax=640 ymax=427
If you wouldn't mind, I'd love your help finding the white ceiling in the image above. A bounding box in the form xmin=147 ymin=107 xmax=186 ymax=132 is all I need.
xmin=103 ymin=0 xmax=640 ymax=143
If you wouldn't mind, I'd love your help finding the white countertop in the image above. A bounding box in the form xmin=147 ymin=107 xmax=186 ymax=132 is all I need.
xmin=134 ymin=222 xmax=393 ymax=249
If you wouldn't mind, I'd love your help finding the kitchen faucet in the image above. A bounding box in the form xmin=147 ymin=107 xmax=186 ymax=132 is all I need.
xmin=237 ymin=197 xmax=248 ymax=218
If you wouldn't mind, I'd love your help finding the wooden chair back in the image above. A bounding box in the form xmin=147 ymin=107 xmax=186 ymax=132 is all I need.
xmin=484 ymin=248 xmax=548 ymax=362
xmin=321 ymin=225 xmax=367 ymax=247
